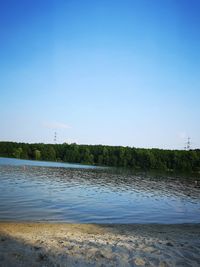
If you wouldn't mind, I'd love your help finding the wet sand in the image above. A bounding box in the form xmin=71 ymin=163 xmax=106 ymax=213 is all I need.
xmin=0 ymin=223 xmax=200 ymax=267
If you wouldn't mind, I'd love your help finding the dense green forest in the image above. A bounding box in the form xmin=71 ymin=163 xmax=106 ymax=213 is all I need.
xmin=0 ymin=141 xmax=199 ymax=172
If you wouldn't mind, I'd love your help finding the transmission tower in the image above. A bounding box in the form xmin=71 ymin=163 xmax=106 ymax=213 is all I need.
xmin=54 ymin=132 xmax=57 ymax=144
xmin=184 ymin=137 xmax=191 ymax=150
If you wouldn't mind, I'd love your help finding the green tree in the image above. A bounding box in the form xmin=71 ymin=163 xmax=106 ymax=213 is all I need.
xmin=81 ymin=148 xmax=94 ymax=164
xmin=34 ymin=149 xmax=41 ymax=160
xmin=41 ymin=146 xmax=56 ymax=161
xmin=13 ymin=147 xmax=23 ymax=159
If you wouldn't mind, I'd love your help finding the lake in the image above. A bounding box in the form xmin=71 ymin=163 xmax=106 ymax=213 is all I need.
xmin=0 ymin=157 xmax=200 ymax=223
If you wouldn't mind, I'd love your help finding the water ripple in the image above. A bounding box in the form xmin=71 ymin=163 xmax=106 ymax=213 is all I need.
xmin=0 ymin=158 xmax=200 ymax=223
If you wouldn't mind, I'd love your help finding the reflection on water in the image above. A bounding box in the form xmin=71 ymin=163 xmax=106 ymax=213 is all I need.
xmin=0 ymin=158 xmax=200 ymax=223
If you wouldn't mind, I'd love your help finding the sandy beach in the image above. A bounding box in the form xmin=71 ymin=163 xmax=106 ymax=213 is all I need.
xmin=0 ymin=223 xmax=200 ymax=267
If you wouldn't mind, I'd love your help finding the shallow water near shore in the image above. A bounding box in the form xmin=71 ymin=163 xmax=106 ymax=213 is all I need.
xmin=0 ymin=157 xmax=200 ymax=223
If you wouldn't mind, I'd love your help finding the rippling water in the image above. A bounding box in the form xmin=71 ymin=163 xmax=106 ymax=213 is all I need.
xmin=0 ymin=157 xmax=200 ymax=223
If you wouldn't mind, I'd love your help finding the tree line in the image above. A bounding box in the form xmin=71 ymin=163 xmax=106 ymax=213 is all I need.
xmin=0 ymin=141 xmax=199 ymax=172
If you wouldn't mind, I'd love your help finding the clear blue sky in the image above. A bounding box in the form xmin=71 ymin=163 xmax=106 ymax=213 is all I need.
xmin=0 ymin=0 xmax=199 ymax=149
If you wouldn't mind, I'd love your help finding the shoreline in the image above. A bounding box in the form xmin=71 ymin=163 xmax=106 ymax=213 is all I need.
xmin=0 ymin=223 xmax=200 ymax=266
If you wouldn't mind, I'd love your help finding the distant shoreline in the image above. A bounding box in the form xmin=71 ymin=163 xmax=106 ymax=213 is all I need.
xmin=0 ymin=222 xmax=200 ymax=266
xmin=0 ymin=156 xmax=200 ymax=177
xmin=1 ymin=141 xmax=200 ymax=173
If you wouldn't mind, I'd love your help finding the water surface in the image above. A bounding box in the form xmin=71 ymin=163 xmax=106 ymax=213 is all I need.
xmin=0 ymin=157 xmax=200 ymax=223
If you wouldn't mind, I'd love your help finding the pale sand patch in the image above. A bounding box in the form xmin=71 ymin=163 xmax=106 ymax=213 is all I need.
xmin=0 ymin=223 xmax=200 ymax=267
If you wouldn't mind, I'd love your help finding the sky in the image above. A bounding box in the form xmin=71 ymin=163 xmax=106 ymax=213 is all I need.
xmin=0 ymin=0 xmax=200 ymax=149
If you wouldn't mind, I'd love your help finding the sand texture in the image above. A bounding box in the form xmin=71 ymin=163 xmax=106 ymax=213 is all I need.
xmin=0 ymin=223 xmax=200 ymax=267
